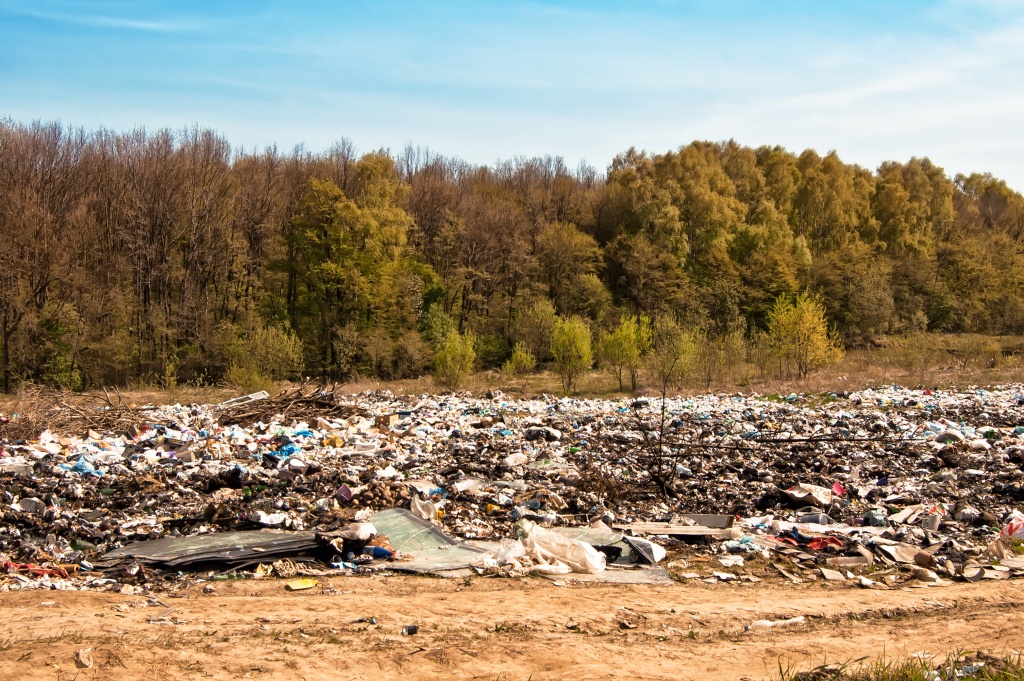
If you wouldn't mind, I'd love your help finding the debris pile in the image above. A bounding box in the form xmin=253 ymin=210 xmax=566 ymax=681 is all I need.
xmin=0 ymin=383 xmax=1023 ymax=591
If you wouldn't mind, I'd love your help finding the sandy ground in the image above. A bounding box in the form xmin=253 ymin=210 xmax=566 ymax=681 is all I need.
xmin=1 ymin=576 xmax=1022 ymax=681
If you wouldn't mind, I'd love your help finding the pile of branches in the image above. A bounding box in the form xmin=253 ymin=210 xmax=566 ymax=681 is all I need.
xmin=0 ymin=386 xmax=150 ymax=441
xmin=216 ymin=381 xmax=366 ymax=426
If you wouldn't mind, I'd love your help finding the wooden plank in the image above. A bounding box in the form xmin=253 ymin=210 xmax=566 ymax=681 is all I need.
xmin=612 ymin=522 xmax=727 ymax=538
xmin=679 ymin=514 xmax=735 ymax=529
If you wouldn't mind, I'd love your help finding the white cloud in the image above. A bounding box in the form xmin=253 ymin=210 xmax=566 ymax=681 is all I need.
xmin=0 ymin=3 xmax=199 ymax=33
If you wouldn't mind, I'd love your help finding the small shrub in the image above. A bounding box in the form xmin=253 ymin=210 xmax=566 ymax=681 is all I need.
xmin=363 ymin=327 xmax=395 ymax=378
xmin=514 ymin=299 xmax=558 ymax=363
xmin=224 ymin=362 xmax=272 ymax=394
xmin=895 ymin=332 xmax=940 ymax=383
xmin=420 ymin=303 xmax=456 ymax=348
xmin=224 ymin=323 xmax=303 ymax=391
xmin=475 ymin=333 xmax=509 ymax=369
xmin=502 ymin=342 xmax=536 ymax=378
xmin=949 ymin=334 xmax=1002 ymax=372
xmin=393 ymin=330 xmax=432 ymax=378
xmin=434 ymin=330 xmax=476 ymax=389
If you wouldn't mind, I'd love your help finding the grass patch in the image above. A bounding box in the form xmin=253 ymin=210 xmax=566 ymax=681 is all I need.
xmin=775 ymin=651 xmax=1024 ymax=681
xmin=490 ymin=621 xmax=534 ymax=641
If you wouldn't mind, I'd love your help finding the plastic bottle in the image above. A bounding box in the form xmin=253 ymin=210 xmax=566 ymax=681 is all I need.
xmin=362 ymin=545 xmax=395 ymax=560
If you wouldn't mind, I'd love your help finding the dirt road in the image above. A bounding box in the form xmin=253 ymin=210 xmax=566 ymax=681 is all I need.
xmin=1 ymin=576 xmax=1021 ymax=680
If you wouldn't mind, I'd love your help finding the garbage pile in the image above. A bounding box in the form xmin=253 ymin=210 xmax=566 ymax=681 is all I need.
xmin=0 ymin=383 xmax=1023 ymax=591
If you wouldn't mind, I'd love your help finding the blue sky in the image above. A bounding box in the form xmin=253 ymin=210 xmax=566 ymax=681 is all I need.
xmin=3 ymin=0 xmax=1024 ymax=188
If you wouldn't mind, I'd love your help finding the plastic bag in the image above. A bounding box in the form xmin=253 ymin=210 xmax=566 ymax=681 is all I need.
xmin=518 ymin=520 xmax=606 ymax=573
xmin=410 ymin=495 xmax=443 ymax=522
xmin=58 ymin=455 xmax=103 ymax=477
xmin=335 ymin=522 xmax=377 ymax=541
xmin=529 ymin=562 xmax=571 ymax=575
xmin=472 ymin=538 xmax=528 ymax=570
xmin=1002 ymin=510 xmax=1024 ymax=539
xmin=495 ymin=538 xmax=526 ymax=564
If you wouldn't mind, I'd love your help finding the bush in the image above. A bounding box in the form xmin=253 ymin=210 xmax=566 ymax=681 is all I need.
xmin=224 ymin=323 xmax=304 ymax=391
xmin=895 ymin=332 xmax=941 ymax=383
xmin=331 ymin=323 xmax=364 ymax=377
xmin=502 ymin=342 xmax=536 ymax=378
xmin=363 ymin=327 xmax=395 ymax=378
xmin=223 ymin=362 xmax=272 ymax=394
xmin=393 ymin=330 xmax=433 ymax=378
xmin=34 ymin=302 xmax=83 ymax=390
xmin=474 ymin=332 xmax=509 ymax=369
xmin=434 ymin=330 xmax=476 ymax=389
xmin=246 ymin=324 xmax=304 ymax=380
xmin=949 ymin=334 xmax=1002 ymax=372
xmin=420 ymin=303 xmax=456 ymax=348
xmin=551 ymin=315 xmax=593 ymax=393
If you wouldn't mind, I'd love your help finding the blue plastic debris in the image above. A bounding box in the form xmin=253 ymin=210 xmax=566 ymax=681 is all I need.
xmin=58 ymin=455 xmax=103 ymax=477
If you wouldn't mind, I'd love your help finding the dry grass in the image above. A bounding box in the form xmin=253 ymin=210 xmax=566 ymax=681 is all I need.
xmin=775 ymin=651 xmax=1024 ymax=681
xmin=2 ymin=335 xmax=1022 ymax=410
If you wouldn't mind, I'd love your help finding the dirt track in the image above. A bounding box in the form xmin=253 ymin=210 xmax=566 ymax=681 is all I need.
xmin=1 ymin=576 xmax=1022 ymax=680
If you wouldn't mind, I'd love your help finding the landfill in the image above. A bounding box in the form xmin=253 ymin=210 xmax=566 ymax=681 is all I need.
xmin=1 ymin=382 xmax=1023 ymax=592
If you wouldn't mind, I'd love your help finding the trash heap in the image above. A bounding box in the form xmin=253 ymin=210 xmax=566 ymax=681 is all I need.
xmin=0 ymin=383 xmax=1023 ymax=591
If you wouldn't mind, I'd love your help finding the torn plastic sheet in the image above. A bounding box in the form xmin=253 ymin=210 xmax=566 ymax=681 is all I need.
xmin=369 ymin=508 xmax=486 ymax=573
xmin=519 ymin=520 xmax=606 ymax=573
xmin=548 ymin=523 xmax=663 ymax=566
xmin=549 ymin=523 xmax=634 ymax=564
xmin=540 ymin=567 xmax=675 ymax=585
xmin=784 ymin=483 xmax=833 ymax=508
xmin=98 ymin=529 xmax=320 ymax=568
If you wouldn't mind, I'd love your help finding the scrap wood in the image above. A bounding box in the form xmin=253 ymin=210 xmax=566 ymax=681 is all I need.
xmin=611 ymin=522 xmax=729 ymax=538
xmin=217 ymin=382 xmax=366 ymax=426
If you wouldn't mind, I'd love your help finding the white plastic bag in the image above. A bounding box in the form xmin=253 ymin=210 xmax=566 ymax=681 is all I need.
xmin=1002 ymin=509 xmax=1024 ymax=539
xmin=518 ymin=520 xmax=606 ymax=574
xmin=495 ymin=538 xmax=527 ymax=564
xmin=336 ymin=522 xmax=377 ymax=541
xmin=471 ymin=538 xmax=528 ymax=570
xmin=410 ymin=495 xmax=441 ymax=522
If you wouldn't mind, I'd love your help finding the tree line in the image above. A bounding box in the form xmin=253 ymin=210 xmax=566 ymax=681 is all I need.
xmin=1 ymin=119 xmax=1022 ymax=392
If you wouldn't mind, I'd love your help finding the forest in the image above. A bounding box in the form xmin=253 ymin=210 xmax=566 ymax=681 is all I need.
xmin=1 ymin=119 xmax=1023 ymax=393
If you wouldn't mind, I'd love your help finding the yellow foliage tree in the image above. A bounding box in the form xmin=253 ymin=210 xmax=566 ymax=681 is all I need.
xmin=767 ymin=293 xmax=844 ymax=379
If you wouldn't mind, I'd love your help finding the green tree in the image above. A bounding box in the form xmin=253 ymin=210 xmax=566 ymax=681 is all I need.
xmin=600 ymin=148 xmax=685 ymax=257
xmin=811 ymin=240 xmax=894 ymax=337
xmin=606 ymin=233 xmax=694 ymax=316
xmin=645 ymin=317 xmax=695 ymax=393
xmin=536 ymin=221 xmax=604 ymax=318
xmin=420 ymin=302 xmax=456 ymax=348
xmin=281 ymin=154 xmax=421 ymax=377
xmin=513 ymin=299 xmax=558 ymax=363
xmin=599 ymin=314 xmax=651 ymax=391
xmin=551 ymin=315 xmax=593 ymax=393
xmin=767 ymin=292 xmax=844 ymax=379
xmin=792 ymin=150 xmax=876 ymax=251
xmin=434 ymin=330 xmax=476 ymax=390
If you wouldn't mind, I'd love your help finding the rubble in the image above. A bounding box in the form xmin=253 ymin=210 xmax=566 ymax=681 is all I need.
xmin=0 ymin=383 xmax=1023 ymax=591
